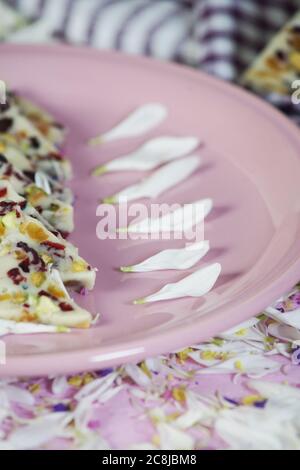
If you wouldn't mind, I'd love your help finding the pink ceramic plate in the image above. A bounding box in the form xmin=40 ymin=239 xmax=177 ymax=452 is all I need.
xmin=0 ymin=44 xmax=300 ymax=377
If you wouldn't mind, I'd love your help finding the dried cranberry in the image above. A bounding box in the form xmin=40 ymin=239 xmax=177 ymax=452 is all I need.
xmin=0 ymin=201 xmax=17 ymax=216
xmin=7 ymin=268 xmax=26 ymax=285
xmin=0 ymin=102 xmax=10 ymax=113
xmin=38 ymin=290 xmax=56 ymax=301
xmin=29 ymin=136 xmax=40 ymax=149
xmin=13 ymin=171 xmax=28 ymax=182
xmin=49 ymin=152 xmax=63 ymax=161
xmin=59 ymin=302 xmax=74 ymax=312
xmin=60 ymin=231 xmax=69 ymax=240
xmin=0 ymin=118 xmax=13 ymax=133
xmin=0 ymin=188 xmax=7 ymax=198
xmin=19 ymin=257 xmax=30 ymax=273
xmin=3 ymin=164 xmax=13 ymax=177
xmin=23 ymin=171 xmax=35 ymax=181
xmin=19 ymin=200 xmax=27 ymax=210
xmin=41 ymin=240 xmax=65 ymax=251
xmin=16 ymin=242 xmax=42 ymax=266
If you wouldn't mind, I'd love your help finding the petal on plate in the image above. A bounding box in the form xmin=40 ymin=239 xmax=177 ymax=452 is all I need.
xmin=121 ymin=240 xmax=209 ymax=273
xmin=123 ymin=197 xmax=213 ymax=234
xmin=92 ymin=136 xmax=200 ymax=175
xmin=134 ymin=263 xmax=221 ymax=304
xmin=89 ymin=103 xmax=167 ymax=145
xmin=103 ymin=155 xmax=201 ymax=203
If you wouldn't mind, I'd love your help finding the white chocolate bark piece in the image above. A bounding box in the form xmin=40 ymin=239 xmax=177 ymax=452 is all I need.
xmin=0 ymin=181 xmax=96 ymax=290
xmin=0 ymin=100 xmax=71 ymax=181
xmin=241 ymin=11 xmax=300 ymax=95
xmin=0 ymin=142 xmax=73 ymax=204
xmin=12 ymin=93 xmax=66 ymax=145
xmin=0 ymin=251 xmax=91 ymax=329
xmin=0 ymin=154 xmax=74 ymax=234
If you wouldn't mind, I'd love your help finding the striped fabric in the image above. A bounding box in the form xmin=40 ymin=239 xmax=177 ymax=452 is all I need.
xmin=1 ymin=0 xmax=300 ymax=120
xmin=1 ymin=0 xmax=299 ymax=79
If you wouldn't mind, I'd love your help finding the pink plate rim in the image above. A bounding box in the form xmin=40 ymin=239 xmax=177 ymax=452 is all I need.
xmin=0 ymin=43 xmax=300 ymax=376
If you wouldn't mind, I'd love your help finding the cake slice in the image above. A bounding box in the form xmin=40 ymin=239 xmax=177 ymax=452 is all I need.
xmin=0 ymin=153 xmax=74 ymax=234
xmin=0 ymin=181 xmax=96 ymax=291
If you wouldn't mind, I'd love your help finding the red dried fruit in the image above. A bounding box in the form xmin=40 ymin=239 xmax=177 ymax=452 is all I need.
xmin=0 ymin=201 xmax=18 ymax=216
xmin=19 ymin=257 xmax=30 ymax=273
xmin=7 ymin=268 xmax=26 ymax=285
xmin=16 ymin=242 xmax=46 ymax=271
xmin=3 ymin=164 xmax=13 ymax=177
xmin=59 ymin=302 xmax=74 ymax=312
xmin=0 ymin=188 xmax=7 ymax=198
xmin=41 ymin=240 xmax=65 ymax=251
xmin=0 ymin=118 xmax=13 ymax=133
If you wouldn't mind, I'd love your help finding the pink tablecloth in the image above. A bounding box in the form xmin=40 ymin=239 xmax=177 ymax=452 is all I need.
xmin=0 ymin=0 xmax=300 ymax=451
xmin=0 ymin=288 xmax=300 ymax=450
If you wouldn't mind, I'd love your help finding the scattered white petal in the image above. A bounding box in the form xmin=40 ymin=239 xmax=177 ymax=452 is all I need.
xmin=7 ymin=412 xmax=74 ymax=450
xmin=268 ymin=323 xmax=300 ymax=345
xmin=89 ymin=104 xmax=167 ymax=145
xmin=220 ymin=318 xmax=264 ymax=342
xmin=265 ymin=306 xmax=300 ymax=329
xmin=104 ymin=155 xmax=201 ymax=204
xmin=157 ymin=423 xmax=195 ymax=450
xmin=51 ymin=376 xmax=70 ymax=396
xmin=121 ymin=241 xmax=209 ymax=273
xmin=189 ymin=341 xmax=262 ymax=367
xmin=93 ymin=136 xmax=200 ymax=175
xmin=197 ymin=353 xmax=280 ymax=377
xmin=3 ymin=385 xmax=34 ymax=406
xmin=134 ymin=263 xmax=221 ymax=304
xmin=124 ymin=364 xmax=151 ymax=388
xmin=122 ymin=198 xmax=212 ymax=234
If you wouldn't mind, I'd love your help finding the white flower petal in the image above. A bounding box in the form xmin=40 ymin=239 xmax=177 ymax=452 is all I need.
xmin=105 ymin=155 xmax=201 ymax=204
xmin=7 ymin=412 xmax=74 ymax=450
xmin=220 ymin=318 xmax=263 ymax=342
xmin=265 ymin=307 xmax=300 ymax=329
xmin=93 ymin=136 xmax=200 ymax=175
xmin=135 ymin=263 xmax=221 ymax=304
xmin=3 ymin=385 xmax=35 ymax=406
xmin=121 ymin=241 xmax=209 ymax=273
xmin=157 ymin=423 xmax=195 ymax=450
xmin=74 ymin=373 xmax=118 ymax=401
xmin=215 ymin=407 xmax=299 ymax=450
xmin=124 ymin=198 xmax=213 ymax=234
xmin=189 ymin=341 xmax=261 ymax=367
xmin=124 ymin=364 xmax=151 ymax=388
xmin=267 ymin=323 xmax=300 ymax=345
xmin=197 ymin=353 xmax=280 ymax=377
xmin=51 ymin=376 xmax=70 ymax=396
xmin=89 ymin=104 xmax=167 ymax=145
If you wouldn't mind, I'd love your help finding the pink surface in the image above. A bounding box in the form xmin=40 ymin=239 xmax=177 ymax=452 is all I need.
xmin=0 ymin=44 xmax=300 ymax=377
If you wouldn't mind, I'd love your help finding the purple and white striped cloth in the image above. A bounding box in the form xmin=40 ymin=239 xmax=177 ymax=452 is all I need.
xmin=1 ymin=0 xmax=300 ymax=118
